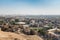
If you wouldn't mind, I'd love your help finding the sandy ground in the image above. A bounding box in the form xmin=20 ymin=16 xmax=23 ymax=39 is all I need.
xmin=0 ymin=31 xmax=43 ymax=40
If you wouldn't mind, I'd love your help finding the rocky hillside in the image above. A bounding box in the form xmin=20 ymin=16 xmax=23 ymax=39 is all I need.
xmin=0 ymin=30 xmax=43 ymax=40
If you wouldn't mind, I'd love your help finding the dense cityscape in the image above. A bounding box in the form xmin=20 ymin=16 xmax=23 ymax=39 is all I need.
xmin=0 ymin=0 xmax=60 ymax=40
xmin=0 ymin=15 xmax=60 ymax=40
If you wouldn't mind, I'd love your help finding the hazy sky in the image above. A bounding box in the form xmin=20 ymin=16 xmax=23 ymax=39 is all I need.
xmin=0 ymin=0 xmax=60 ymax=15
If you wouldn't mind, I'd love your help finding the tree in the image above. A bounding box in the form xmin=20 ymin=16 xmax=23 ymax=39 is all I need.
xmin=15 ymin=19 xmax=19 ymax=22
xmin=0 ymin=21 xmax=3 ymax=25
xmin=38 ymin=28 xmax=46 ymax=36
xmin=10 ymin=21 xmax=15 ymax=25
xmin=30 ymin=29 xmax=37 ymax=35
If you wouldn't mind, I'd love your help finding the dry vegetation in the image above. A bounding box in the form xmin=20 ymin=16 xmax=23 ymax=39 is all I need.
xmin=0 ymin=30 xmax=43 ymax=40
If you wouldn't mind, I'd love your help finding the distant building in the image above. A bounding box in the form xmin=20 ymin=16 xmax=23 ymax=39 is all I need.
xmin=15 ymin=22 xmax=26 ymax=25
xmin=44 ymin=25 xmax=49 ymax=28
xmin=23 ymin=25 xmax=29 ymax=29
xmin=10 ymin=19 xmax=15 ymax=22
xmin=47 ymin=28 xmax=60 ymax=40
xmin=30 ymin=20 xmax=35 ymax=24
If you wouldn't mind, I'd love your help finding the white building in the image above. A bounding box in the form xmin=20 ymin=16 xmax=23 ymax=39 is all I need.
xmin=47 ymin=28 xmax=60 ymax=40
xmin=23 ymin=25 xmax=29 ymax=29
xmin=44 ymin=25 xmax=49 ymax=28
xmin=15 ymin=22 xmax=26 ymax=25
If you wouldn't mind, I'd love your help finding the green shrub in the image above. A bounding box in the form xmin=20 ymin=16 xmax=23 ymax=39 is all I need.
xmin=10 ymin=21 xmax=15 ymax=25
xmin=15 ymin=19 xmax=19 ymax=22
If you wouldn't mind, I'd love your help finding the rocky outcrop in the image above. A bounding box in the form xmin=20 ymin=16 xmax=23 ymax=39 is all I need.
xmin=0 ymin=31 xmax=43 ymax=40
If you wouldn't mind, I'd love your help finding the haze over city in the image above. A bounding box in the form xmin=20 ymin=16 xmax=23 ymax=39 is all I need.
xmin=0 ymin=0 xmax=60 ymax=15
